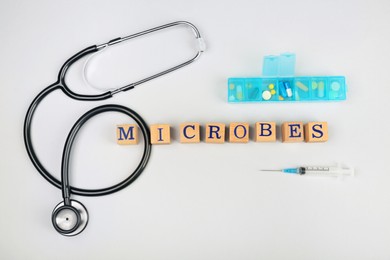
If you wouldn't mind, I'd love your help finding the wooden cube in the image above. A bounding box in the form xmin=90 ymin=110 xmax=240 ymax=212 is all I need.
xmin=229 ymin=123 xmax=249 ymax=143
xmin=117 ymin=124 xmax=138 ymax=145
xmin=255 ymin=122 xmax=276 ymax=142
xmin=205 ymin=123 xmax=225 ymax=143
xmin=304 ymin=122 xmax=328 ymax=142
xmin=150 ymin=124 xmax=170 ymax=144
xmin=180 ymin=123 xmax=200 ymax=143
xmin=281 ymin=122 xmax=304 ymax=143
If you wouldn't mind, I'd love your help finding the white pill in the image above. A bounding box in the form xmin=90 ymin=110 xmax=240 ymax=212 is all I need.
xmin=331 ymin=81 xmax=341 ymax=91
xmin=262 ymin=90 xmax=272 ymax=100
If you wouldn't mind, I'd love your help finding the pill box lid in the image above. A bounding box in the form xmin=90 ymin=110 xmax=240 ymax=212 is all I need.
xmin=262 ymin=53 xmax=296 ymax=77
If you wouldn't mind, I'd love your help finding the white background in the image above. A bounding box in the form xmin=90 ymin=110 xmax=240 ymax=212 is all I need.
xmin=1 ymin=0 xmax=390 ymax=259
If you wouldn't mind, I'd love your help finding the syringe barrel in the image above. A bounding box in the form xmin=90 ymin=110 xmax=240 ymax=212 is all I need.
xmin=301 ymin=166 xmax=354 ymax=177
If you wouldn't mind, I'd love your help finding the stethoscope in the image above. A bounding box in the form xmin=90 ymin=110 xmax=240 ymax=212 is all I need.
xmin=23 ymin=21 xmax=205 ymax=236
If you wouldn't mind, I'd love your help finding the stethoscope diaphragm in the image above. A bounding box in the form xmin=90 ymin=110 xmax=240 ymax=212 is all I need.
xmin=52 ymin=200 xmax=88 ymax=236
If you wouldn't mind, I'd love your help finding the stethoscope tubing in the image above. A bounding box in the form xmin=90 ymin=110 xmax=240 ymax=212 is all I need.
xmin=61 ymin=104 xmax=152 ymax=200
xmin=23 ymin=82 xmax=152 ymax=196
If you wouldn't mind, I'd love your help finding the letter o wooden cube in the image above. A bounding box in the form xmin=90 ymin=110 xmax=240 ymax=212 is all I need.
xmin=229 ymin=123 xmax=249 ymax=143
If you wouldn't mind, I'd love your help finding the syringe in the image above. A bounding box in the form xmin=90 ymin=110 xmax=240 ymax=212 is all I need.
xmin=260 ymin=166 xmax=354 ymax=177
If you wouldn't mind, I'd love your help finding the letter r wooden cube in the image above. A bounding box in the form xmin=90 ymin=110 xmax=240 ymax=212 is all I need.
xmin=229 ymin=123 xmax=249 ymax=143
xmin=117 ymin=124 xmax=138 ymax=145
xmin=150 ymin=124 xmax=171 ymax=144
xmin=281 ymin=122 xmax=304 ymax=143
xmin=304 ymin=122 xmax=328 ymax=142
xmin=205 ymin=123 xmax=225 ymax=143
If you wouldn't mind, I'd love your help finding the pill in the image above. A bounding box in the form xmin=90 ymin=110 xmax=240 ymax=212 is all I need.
xmin=247 ymin=83 xmax=252 ymax=88
xmin=317 ymin=81 xmax=325 ymax=98
xmin=229 ymin=83 xmax=235 ymax=90
xmin=268 ymin=83 xmax=275 ymax=90
xmin=331 ymin=81 xmax=341 ymax=91
xmin=278 ymin=96 xmax=284 ymax=101
xmin=295 ymin=81 xmax=309 ymax=92
xmin=270 ymin=89 xmax=276 ymax=95
xmin=311 ymin=81 xmax=318 ymax=90
xmin=295 ymin=90 xmax=300 ymax=100
xmin=279 ymin=83 xmax=287 ymax=98
xmin=283 ymin=81 xmax=293 ymax=98
xmin=262 ymin=90 xmax=272 ymax=100
xmin=249 ymin=88 xmax=259 ymax=100
xmin=237 ymin=85 xmax=243 ymax=100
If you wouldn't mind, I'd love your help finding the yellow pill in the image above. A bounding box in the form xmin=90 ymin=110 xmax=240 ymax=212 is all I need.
xmin=279 ymin=96 xmax=284 ymax=101
xmin=311 ymin=81 xmax=318 ymax=90
xmin=268 ymin=83 xmax=274 ymax=90
xmin=229 ymin=83 xmax=235 ymax=90
xmin=270 ymin=89 xmax=276 ymax=95
xmin=296 ymin=81 xmax=309 ymax=92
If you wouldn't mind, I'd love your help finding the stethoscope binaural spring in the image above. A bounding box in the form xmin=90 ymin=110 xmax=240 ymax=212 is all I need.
xmin=23 ymin=21 xmax=205 ymax=236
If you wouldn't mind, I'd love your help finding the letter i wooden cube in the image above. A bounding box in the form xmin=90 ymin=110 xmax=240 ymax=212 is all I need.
xmin=180 ymin=123 xmax=200 ymax=143
xmin=229 ymin=123 xmax=249 ymax=143
xmin=205 ymin=123 xmax=225 ymax=143
xmin=304 ymin=122 xmax=328 ymax=142
xmin=117 ymin=124 xmax=138 ymax=145
xmin=281 ymin=122 xmax=304 ymax=143
xmin=150 ymin=124 xmax=171 ymax=144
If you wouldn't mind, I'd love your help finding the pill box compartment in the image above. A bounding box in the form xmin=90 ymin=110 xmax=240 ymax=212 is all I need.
xmin=277 ymin=78 xmax=295 ymax=101
xmin=328 ymin=77 xmax=346 ymax=100
xmin=228 ymin=78 xmax=246 ymax=102
xmin=293 ymin=78 xmax=311 ymax=101
xmin=245 ymin=78 xmax=262 ymax=101
xmin=260 ymin=78 xmax=278 ymax=101
xmin=309 ymin=77 xmax=328 ymax=100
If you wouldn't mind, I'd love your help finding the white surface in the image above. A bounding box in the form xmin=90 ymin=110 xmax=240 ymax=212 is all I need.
xmin=1 ymin=0 xmax=390 ymax=259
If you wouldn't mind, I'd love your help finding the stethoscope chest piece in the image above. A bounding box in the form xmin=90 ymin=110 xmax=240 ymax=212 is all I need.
xmin=52 ymin=200 xmax=88 ymax=236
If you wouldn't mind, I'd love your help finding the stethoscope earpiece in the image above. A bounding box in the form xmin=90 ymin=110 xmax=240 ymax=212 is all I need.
xmin=52 ymin=200 xmax=88 ymax=236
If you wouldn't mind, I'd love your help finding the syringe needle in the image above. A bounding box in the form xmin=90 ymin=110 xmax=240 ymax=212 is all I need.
xmin=259 ymin=169 xmax=282 ymax=172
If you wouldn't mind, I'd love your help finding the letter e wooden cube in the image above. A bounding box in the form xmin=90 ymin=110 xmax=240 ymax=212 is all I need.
xmin=281 ymin=122 xmax=304 ymax=143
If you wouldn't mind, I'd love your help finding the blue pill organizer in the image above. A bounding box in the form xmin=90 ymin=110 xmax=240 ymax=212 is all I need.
xmin=228 ymin=53 xmax=347 ymax=102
